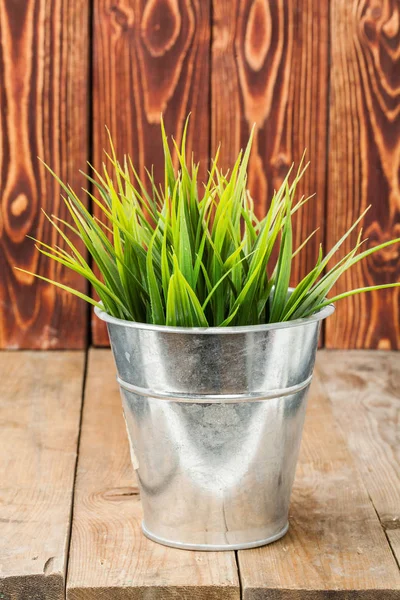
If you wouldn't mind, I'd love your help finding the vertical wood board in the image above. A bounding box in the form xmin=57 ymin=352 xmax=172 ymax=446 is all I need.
xmin=326 ymin=0 xmax=400 ymax=349
xmin=212 ymin=0 xmax=329 ymax=291
xmin=92 ymin=0 xmax=211 ymax=345
xmin=0 ymin=0 xmax=89 ymax=348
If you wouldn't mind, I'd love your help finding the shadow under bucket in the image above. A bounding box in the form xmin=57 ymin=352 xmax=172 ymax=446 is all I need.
xmin=95 ymin=301 xmax=334 ymax=550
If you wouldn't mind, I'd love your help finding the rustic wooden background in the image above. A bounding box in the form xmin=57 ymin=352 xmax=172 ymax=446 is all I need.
xmin=1 ymin=0 xmax=399 ymax=349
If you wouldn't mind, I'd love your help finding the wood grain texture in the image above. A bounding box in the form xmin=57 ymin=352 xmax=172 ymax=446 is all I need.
xmin=212 ymin=0 xmax=329 ymax=291
xmin=317 ymin=350 xmax=400 ymax=565
xmin=238 ymin=366 xmax=400 ymax=599
xmin=67 ymin=349 xmax=240 ymax=600
xmin=387 ymin=530 xmax=400 ymax=568
xmin=326 ymin=0 xmax=400 ymax=349
xmin=92 ymin=0 xmax=211 ymax=345
xmin=0 ymin=351 xmax=85 ymax=600
xmin=0 ymin=0 xmax=89 ymax=349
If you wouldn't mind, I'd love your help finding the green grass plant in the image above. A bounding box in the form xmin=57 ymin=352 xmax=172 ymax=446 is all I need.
xmin=18 ymin=118 xmax=400 ymax=328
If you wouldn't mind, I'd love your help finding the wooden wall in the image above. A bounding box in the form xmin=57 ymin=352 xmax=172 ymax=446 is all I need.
xmin=0 ymin=0 xmax=89 ymax=348
xmin=1 ymin=0 xmax=399 ymax=349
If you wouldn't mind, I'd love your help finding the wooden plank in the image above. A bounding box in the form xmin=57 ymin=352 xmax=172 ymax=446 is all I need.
xmin=326 ymin=0 xmax=400 ymax=349
xmin=317 ymin=350 xmax=400 ymax=565
xmin=92 ymin=0 xmax=211 ymax=345
xmin=238 ymin=366 xmax=400 ymax=599
xmin=67 ymin=349 xmax=239 ymax=600
xmin=0 ymin=351 xmax=85 ymax=600
xmin=212 ymin=0 xmax=329 ymax=291
xmin=0 ymin=0 xmax=89 ymax=349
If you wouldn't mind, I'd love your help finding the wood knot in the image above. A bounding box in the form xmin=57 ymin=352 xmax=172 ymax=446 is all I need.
xmin=364 ymin=222 xmax=400 ymax=274
xmin=360 ymin=3 xmax=383 ymax=43
xmin=109 ymin=4 xmax=134 ymax=30
xmin=341 ymin=372 xmax=367 ymax=390
xmin=377 ymin=338 xmax=392 ymax=350
xmin=362 ymin=4 xmax=400 ymax=53
xmin=244 ymin=0 xmax=271 ymax=72
xmin=141 ymin=0 xmax=181 ymax=57
xmin=43 ymin=556 xmax=55 ymax=576
xmin=382 ymin=515 xmax=400 ymax=530
xmin=10 ymin=193 xmax=28 ymax=217
xmin=271 ymin=153 xmax=291 ymax=181
xmin=382 ymin=6 xmax=399 ymax=39
xmin=355 ymin=363 xmax=375 ymax=373
xmin=371 ymin=6 xmax=382 ymax=20
xmin=103 ymin=486 xmax=140 ymax=501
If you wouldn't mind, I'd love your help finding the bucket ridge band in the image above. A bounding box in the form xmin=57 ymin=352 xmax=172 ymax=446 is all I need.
xmin=116 ymin=373 xmax=313 ymax=403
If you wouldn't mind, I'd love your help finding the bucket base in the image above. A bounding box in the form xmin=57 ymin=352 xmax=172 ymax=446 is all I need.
xmin=142 ymin=521 xmax=289 ymax=551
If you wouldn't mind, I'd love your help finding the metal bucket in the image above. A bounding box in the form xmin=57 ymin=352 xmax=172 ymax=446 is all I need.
xmin=95 ymin=302 xmax=334 ymax=551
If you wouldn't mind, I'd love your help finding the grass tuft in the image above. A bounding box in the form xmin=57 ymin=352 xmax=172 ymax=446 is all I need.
xmin=18 ymin=117 xmax=400 ymax=327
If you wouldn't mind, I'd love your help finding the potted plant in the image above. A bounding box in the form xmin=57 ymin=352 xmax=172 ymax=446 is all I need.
xmin=21 ymin=119 xmax=400 ymax=551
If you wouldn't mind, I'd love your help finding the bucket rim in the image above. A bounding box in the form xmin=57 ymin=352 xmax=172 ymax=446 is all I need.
xmin=94 ymin=296 xmax=335 ymax=335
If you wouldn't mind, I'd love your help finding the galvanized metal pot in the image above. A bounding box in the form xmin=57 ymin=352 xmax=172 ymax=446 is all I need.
xmin=95 ymin=302 xmax=334 ymax=551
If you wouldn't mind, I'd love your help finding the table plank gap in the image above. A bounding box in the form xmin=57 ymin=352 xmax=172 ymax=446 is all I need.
xmin=67 ymin=349 xmax=240 ymax=600
xmin=238 ymin=366 xmax=400 ymax=599
xmin=0 ymin=351 xmax=86 ymax=600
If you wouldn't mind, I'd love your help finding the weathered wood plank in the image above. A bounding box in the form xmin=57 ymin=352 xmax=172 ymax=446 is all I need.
xmin=317 ymin=350 xmax=400 ymax=565
xmin=92 ymin=0 xmax=211 ymax=345
xmin=0 ymin=352 xmax=85 ymax=600
xmin=212 ymin=0 xmax=329 ymax=292
xmin=238 ymin=366 xmax=400 ymax=599
xmin=326 ymin=0 xmax=400 ymax=349
xmin=0 ymin=0 xmax=89 ymax=349
xmin=67 ymin=349 xmax=239 ymax=600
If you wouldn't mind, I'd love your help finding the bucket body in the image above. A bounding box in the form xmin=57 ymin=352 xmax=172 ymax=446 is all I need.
xmin=95 ymin=304 xmax=334 ymax=550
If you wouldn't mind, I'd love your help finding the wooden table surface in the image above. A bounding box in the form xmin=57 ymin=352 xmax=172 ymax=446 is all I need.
xmin=1 ymin=350 xmax=399 ymax=599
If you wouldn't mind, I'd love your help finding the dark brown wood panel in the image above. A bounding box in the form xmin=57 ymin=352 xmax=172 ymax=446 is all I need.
xmin=92 ymin=0 xmax=211 ymax=345
xmin=212 ymin=0 xmax=329 ymax=290
xmin=0 ymin=0 xmax=89 ymax=348
xmin=2 ymin=0 xmax=398 ymax=348
xmin=326 ymin=0 xmax=400 ymax=349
